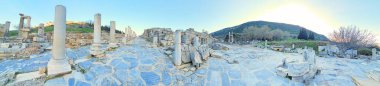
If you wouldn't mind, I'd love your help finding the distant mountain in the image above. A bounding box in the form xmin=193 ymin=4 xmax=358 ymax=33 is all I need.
xmin=211 ymin=21 xmax=329 ymax=41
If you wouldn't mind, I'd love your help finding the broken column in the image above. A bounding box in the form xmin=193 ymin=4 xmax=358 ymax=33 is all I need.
xmin=173 ymin=30 xmax=182 ymax=66
xmin=123 ymin=27 xmax=129 ymax=44
xmin=22 ymin=16 xmax=31 ymax=40
xmin=34 ymin=23 xmax=45 ymax=42
xmin=228 ymin=32 xmax=231 ymax=43
xmin=292 ymin=44 xmax=295 ymax=49
xmin=90 ymin=13 xmax=103 ymax=57
xmin=4 ymin=21 xmax=10 ymax=37
xmin=17 ymin=14 xmax=31 ymax=42
xmin=38 ymin=24 xmax=44 ymax=37
xmin=265 ymin=40 xmax=268 ymax=48
xmin=193 ymin=36 xmax=200 ymax=47
xmin=108 ymin=21 xmax=118 ymax=48
xmin=373 ymin=48 xmax=377 ymax=60
xmin=231 ymin=32 xmax=234 ymax=43
xmin=47 ymin=5 xmax=71 ymax=75
xmin=152 ymin=36 xmax=158 ymax=47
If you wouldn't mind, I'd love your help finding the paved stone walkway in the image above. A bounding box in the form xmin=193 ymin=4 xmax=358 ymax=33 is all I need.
xmin=2 ymin=37 xmax=380 ymax=86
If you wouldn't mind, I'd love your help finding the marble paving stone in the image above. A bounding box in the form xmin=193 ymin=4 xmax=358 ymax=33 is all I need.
xmin=114 ymin=70 xmax=128 ymax=83
xmin=110 ymin=59 xmax=130 ymax=70
xmin=122 ymin=57 xmax=138 ymax=69
xmin=68 ymin=78 xmax=75 ymax=86
xmin=140 ymin=72 xmax=160 ymax=85
xmin=228 ymin=70 xmax=241 ymax=79
xmin=222 ymin=72 xmax=230 ymax=86
xmin=75 ymin=81 xmax=91 ymax=86
xmin=231 ymin=80 xmax=246 ymax=86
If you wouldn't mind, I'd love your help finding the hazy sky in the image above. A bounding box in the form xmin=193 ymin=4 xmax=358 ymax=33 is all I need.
xmin=0 ymin=0 xmax=379 ymax=39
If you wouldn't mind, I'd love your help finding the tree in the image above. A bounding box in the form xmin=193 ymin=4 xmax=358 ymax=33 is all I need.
xmin=298 ymin=28 xmax=308 ymax=40
xmin=271 ymin=29 xmax=290 ymax=40
xmin=329 ymin=26 xmax=377 ymax=50
xmin=308 ymin=32 xmax=315 ymax=40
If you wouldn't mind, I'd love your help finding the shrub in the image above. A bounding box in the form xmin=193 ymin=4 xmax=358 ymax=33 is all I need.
xmin=358 ymin=48 xmax=372 ymax=56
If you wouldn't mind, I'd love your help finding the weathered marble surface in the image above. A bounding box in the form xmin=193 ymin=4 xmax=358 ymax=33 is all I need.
xmin=1 ymin=37 xmax=380 ymax=86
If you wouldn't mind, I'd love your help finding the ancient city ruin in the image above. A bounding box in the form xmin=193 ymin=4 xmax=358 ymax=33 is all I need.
xmin=1 ymin=1 xmax=380 ymax=86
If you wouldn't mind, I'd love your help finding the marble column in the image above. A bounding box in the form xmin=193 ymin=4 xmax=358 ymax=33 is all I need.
xmin=90 ymin=13 xmax=103 ymax=56
xmin=228 ymin=32 xmax=231 ymax=43
xmin=20 ymin=16 xmax=31 ymax=40
xmin=18 ymin=14 xmax=24 ymax=38
xmin=152 ymin=36 xmax=158 ymax=47
xmin=38 ymin=24 xmax=44 ymax=37
xmin=109 ymin=21 xmax=118 ymax=48
xmin=4 ymin=21 xmax=10 ymax=37
xmin=373 ymin=48 xmax=377 ymax=59
xmin=231 ymin=32 xmax=234 ymax=43
xmin=265 ymin=40 xmax=268 ymax=49
xmin=193 ymin=36 xmax=200 ymax=47
xmin=173 ymin=30 xmax=182 ymax=66
xmin=25 ymin=16 xmax=31 ymax=29
xmin=47 ymin=5 xmax=71 ymax=75
xmin=33 ymin=23 xmax=44 ymax=42
xmin=123 ymin=27 xmax=128 ymax=44
xmin=292 ymin=44 xmax=295 ymax=49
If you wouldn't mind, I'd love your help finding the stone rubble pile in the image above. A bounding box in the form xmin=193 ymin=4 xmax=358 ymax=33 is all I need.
xmin=172 ymin=28 xmax=214 ymax=68
xmin=211 ymin=43 xmax=229 ymax=50
xmin=141 ymin=28 xmax=173 ymax=47
xmin=318 ymin=44 xmax=339 ymax=57
xmin=276 ymin=48 xmax=318 ymax=84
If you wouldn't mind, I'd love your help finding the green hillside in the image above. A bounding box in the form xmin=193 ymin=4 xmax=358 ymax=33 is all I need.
xmin=211 ymin=21 xmax=329 ymax=41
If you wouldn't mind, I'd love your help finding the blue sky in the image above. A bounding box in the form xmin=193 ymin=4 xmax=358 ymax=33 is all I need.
xmin=0 ymin=0 xmax=379 ymax=38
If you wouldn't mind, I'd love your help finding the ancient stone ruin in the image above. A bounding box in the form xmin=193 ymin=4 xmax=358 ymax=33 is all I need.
xmin=47 ymin=5 xmax=72 ymax=75
xmin=276 ymin=48 xmax=318 ymax=84
xmin=18 ymin=14 xmax=32 ymax=43
xmin=373 ymin=48 xmax=379 ymax=60
xmin=318 ymin=44 xmax=339 ymax=57
xmin=176 ymin=29 xmax=213 ymax=68
xmin=123 ymin=26 xmax=137 ymax=45
xmin=0 ymin=21 xmax=11 ymax=42
xmin=108 ymin=21 xmax=118 ymax=48
xmin=33 ymin=23 xmax=47 ymax=42
xmin=141 ymin=28 xmax=173 ymax=47
xmin=90 ymin=13 xmax=104 ymax=57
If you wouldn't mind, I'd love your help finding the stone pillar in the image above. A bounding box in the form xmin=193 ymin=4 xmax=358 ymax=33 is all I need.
xmin=152 ymin=36 xmax=158 ymax=47
xmin=193 ymin=36 xmax=200 ymax=47
xmin=34 ymin=23 xmax=45 ymax=42
xmin=265 ymin=40 xmax=267 ymax=48
xmin=19 ymin=16 xmax=31 ymax=41
xmin=90 ymin=13 xmax=103 ymax=56
xmin=25 ymin=16 xmax=31 ymax=29
xmin=228 ymin=32 xmax=231 ymax=43
xmin=38 ymin=23 xmax=44 ymax=37
xmin=292 ymin=44 xmax=295 ymax=49
xmin=173 ymin=30 xmax=182 ymax=66
xmin=47 ymin=5 xmax=71 ymax=75
xmin=373 ymin=48 xmax=377 ymax=59
xmin=18 ymin=14 xmax=24 ymax=38
xmin=4 ymin=21 xmax=10 ymax=37
xmin=231 ymin=32 xmax=234 ymax=43
xmin=123 ymin=27 xmax=128 ymax=44
xmin=93 ymin=13 xmax=101 ymax=44
xmin=109 ymin=21 xmax=118 ymax=48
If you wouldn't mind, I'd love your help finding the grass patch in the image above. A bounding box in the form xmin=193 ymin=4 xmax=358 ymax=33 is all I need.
xmin=261 ymin=39 xmax=328 ymax=51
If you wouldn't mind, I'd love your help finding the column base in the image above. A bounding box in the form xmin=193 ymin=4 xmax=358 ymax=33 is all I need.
xmin=108 ymin=43 xmax=119 ymax=48
xmin=47 ymin=58 xmax=71 ymax=76
xmin=91 ymin=43 xmax=104 ymax=57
